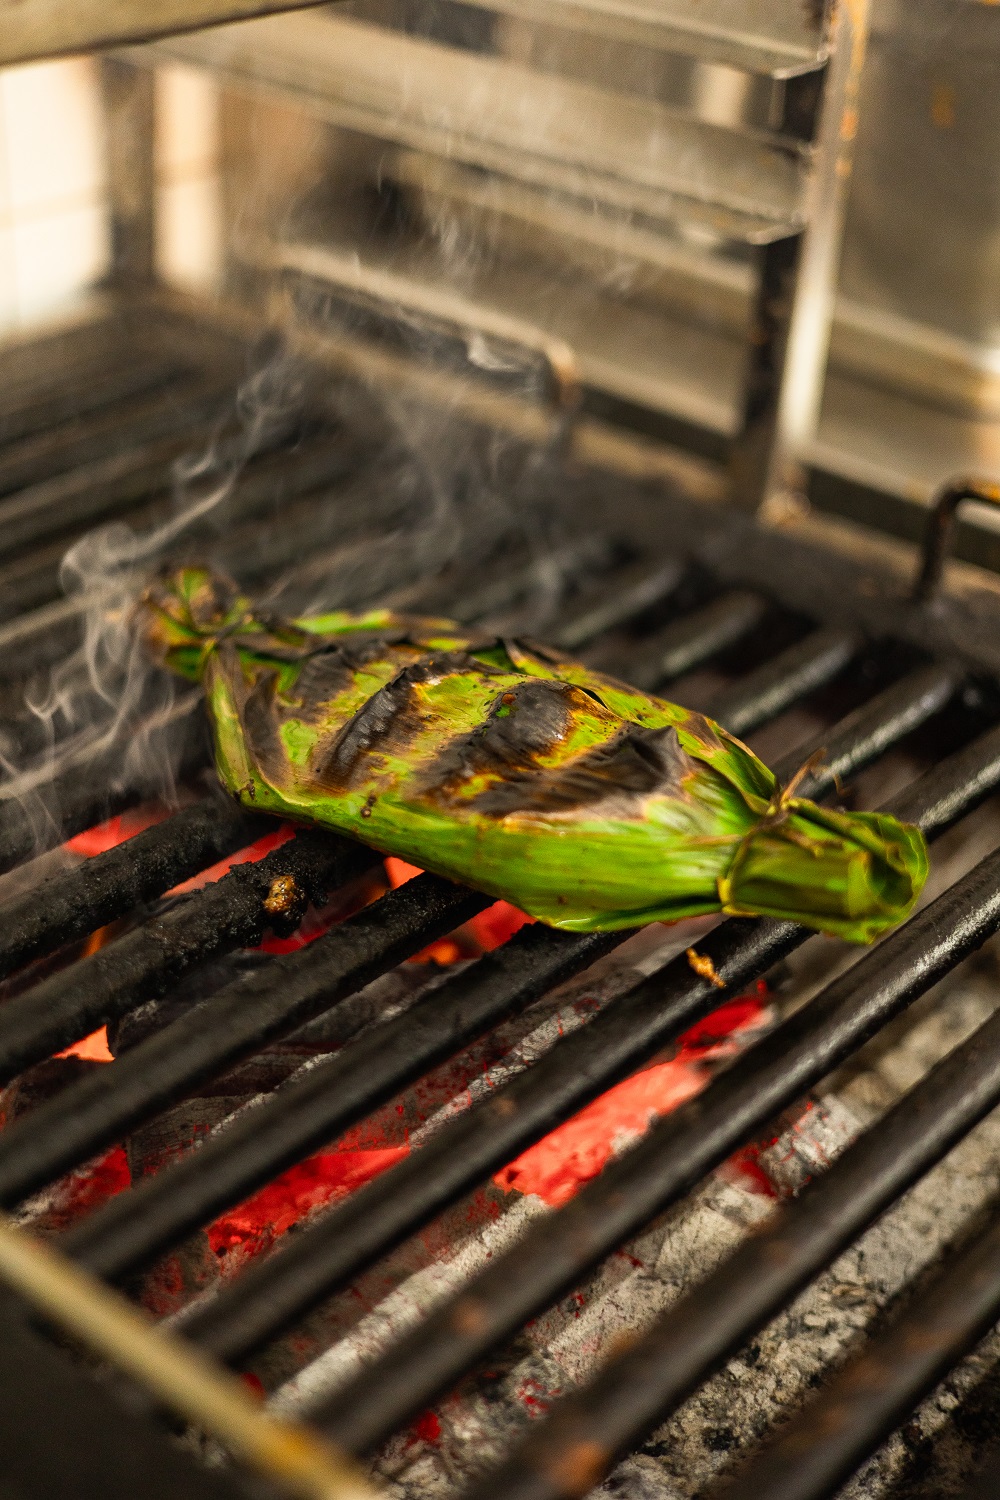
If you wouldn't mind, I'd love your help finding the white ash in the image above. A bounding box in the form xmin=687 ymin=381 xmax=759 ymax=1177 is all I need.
xmin=278 ymin=932 xmax=1000 ymax=1500
xmin=266 ymin=926 xmax=696 ymax=1402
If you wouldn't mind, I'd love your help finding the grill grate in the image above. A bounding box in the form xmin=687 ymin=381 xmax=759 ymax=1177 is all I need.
xmin=1 ymin=311 xmax=1000 ymax=1500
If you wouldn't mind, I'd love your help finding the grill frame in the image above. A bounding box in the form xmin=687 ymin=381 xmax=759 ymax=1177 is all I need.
xmin=0 ymin=308 xmax=999 ymax=1500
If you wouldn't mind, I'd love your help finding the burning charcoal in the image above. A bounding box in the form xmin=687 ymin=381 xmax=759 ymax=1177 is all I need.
xmin=0 ymin=1055 xmax=105 ymax=1126
xmin=141 ymin=566 xmax=927 ymax=943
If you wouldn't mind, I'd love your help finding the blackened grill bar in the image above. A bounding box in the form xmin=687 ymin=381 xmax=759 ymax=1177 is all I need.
xmin=0 ymin=830 xmax=381 ymax=1080
xmin=454 ymin=975 xmax=1000 ymax=1500
xmin=315 ymin=798 xmax=1000 ymax=1456
xmin=704 ymin=626 xmax=863 ymax=739
xmin=62 ymin=925 xmax=624 ymax=1279
xmin=627 ymin=587 xmax=771 ymax=690
xmin=719 ymin=1191 xmax=1000 ymax=1500
xmin=0 ymin=1290 xmax=245 ymax=1500
xmin=0 ymin=345 xmax=192 ymax=451
xmin=0 ymin=798 xmax=266 ymax=981
xmin=0 ymin=874 xmax=488 ymax=1207
xmin=171 ymin=715 xmax=984 ymax=1371
xmin=0 ymin=374 xmax=239 ymax=504
xmin=763 ymin=661 xmax=959 ymax=799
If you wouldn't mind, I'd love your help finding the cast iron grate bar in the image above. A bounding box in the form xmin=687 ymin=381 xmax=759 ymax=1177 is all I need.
xmin=453 ymin=971 xmax=1000 ymax=1500
xmin=316 ymin=796 xmax=1000 ymax=1455
xmin=0 ymin=349 xmax=194 ymax=452
xmin=718 ymin=1191 xmax=1000 ymax=1500
xmin=705 ymin=626 xmax=862 ymax=739
xmin=0 ymin=798 xmax=267 ymax=982
xmin=621 ymin=588 xmax=770 ymax=690
xmin=0 ymin=831 xmax=381 ymax=1081
xmin=0 ymin=374 xmax=238 ymax=504
xmin=169 ymin=685 xmax=977 ymax=1369
xmin=771 ymin=661 xmax=959 ymax=802
xmin=0 ymin=423 xmax=354 ymax=579
xmin=0 ymin=874 xmax=489 ymax=1208
xmin=61 ymin=924 xmax=623 ymax=1278
xmin=549 ymin=558 xmax=686 ymax=652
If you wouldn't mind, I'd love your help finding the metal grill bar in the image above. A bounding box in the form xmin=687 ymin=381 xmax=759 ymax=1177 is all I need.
xmin=0 ymin=831 xmax=378 ymax=1081
xmin=0 ymin=424 xmax=353 ymax=575
xmin=0 ymin=426 xmax=224 ymax=562
xmin=0 ymin=712 xmax=204 ymax=876
xmin=454 ymin=980 xmax=1000 ymax=1500
xmin=720 ymin=1193 xmax=1000 ymax=1500
xmin=0 ymin=376 xmax=236 ymax=504
xmin=318 ymin=793 xmax=1000 ymax=1455
xmin=623 ymin=589 xmax=770 ymax=691
xmin=771 ymin=662 xmax=959 ymax=802
xmin=0 ymin=875 xmax=487 ymax=1208
xmin=0 ymin=799 xmax=265 ymax=982
xmin=0 ymin=1291 xmax=244 ymax=1500
xmin=173 ymin=694 xmax=979 ymax=1370
xmin=0 ymin=350 xmax=192 ymax=451
xmin=62 ymin=925 xmax=622 ymax=1278
xmin=549 ymin=559 xmax=685 ymax=653
xmin=705 ymin=626 xmax=862 ymax=739
xmin=435 ymin=538 xmax=622 ymax=631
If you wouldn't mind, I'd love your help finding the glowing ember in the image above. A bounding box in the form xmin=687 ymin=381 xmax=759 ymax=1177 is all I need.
xmin=208 ymin=1147 xmax=410 ymax=1262
xmin=385 ymin=856 xmax=534 ymax=961
xmin=57 ymin=821 xmax=300 ymax=1060
xmin=194 ymin=985 xmax=772 ymax=1267
xmin=494 ymin=991 xmax=770 ymax=1206
xmin=64 ymin=806 xmax=172 ymax=857
xmin=39 ymin=819 xmax=775 ymax=1277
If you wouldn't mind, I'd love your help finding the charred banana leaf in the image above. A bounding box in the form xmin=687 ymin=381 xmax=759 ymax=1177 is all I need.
xmin=142 ymin=568 xmax=928 ymax=942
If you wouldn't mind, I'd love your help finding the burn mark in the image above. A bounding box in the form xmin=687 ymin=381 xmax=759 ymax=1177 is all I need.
xmin=506 ymin=636 xmax=575 ymax=667
xmin=228 ymin=626 xmax=409 ymax=666
xmin=677 ymin=710 xmax=728 ymax=753
xmin=290 ymin=637 xmax=401 ymax=711
xmin=241 ymin=671 xmax=286 ymax=771
xmin=313 ymin=651 xmax=500 ymax=789
xmin=470 ymin=721 xmax=696 ymax=816
xmin=417 ymin=676 xmax=696 ymax=816
xmin=420 ymin=678 xmax=574 ymax=807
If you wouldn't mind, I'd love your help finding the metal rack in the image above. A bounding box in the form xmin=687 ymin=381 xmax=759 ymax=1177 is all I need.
xmin=0 ymin=308 xmax=998 ymax=1495
xmin=136 ymin=0 xmax=868 ymax=512
xmin=3 ymin=10 xmax=1000 ymax=1500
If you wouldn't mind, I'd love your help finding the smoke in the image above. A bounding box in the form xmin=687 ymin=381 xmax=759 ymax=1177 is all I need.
xmin=0 ymin=123 xmax=612 ymax=875
xmin=0 ymin=348 xmax=311 ymax=867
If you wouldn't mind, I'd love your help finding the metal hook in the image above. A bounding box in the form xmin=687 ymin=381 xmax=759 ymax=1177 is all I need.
xmin=913 ymin=477 xmax=1000 ymax=603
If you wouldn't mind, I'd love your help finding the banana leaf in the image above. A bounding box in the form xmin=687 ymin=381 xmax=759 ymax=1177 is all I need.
xmin=141 ymin=567 xmax=928 ymax=942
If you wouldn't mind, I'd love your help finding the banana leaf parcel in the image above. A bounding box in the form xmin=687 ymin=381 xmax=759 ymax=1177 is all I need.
xmin=142 ymin=568 xmax=928 ymax=941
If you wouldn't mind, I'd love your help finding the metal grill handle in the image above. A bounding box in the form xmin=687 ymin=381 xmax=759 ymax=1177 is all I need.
xmin=914 ymin=476 xmax=1000 ymax=602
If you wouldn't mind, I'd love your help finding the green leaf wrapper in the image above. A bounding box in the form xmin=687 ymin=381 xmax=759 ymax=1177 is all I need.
xmin=140 ymin=568 xmax=928 ymax=943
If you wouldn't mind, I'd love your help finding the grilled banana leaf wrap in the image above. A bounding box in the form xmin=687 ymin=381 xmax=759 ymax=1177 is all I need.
xmin=142 ymin=568 xmax=928 ymax=942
